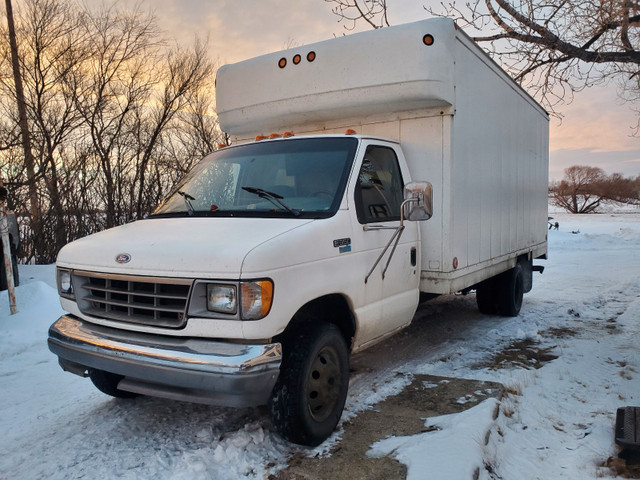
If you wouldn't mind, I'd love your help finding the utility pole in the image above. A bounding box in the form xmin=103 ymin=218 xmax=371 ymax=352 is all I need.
xmin=5 ymin=0 xmax=40 ymax=261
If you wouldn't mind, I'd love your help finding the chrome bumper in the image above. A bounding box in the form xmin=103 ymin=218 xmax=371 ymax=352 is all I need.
xmin=48 ymin=315 xmax=282 ymax=407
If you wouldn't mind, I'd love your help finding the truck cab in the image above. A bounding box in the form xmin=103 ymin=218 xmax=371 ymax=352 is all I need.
xmin=49 ymin=133 xmax=429 ymax=446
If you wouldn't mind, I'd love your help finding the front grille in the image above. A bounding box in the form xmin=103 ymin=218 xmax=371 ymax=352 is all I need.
xmin=73 ymin=271 xmax=192 ymax=328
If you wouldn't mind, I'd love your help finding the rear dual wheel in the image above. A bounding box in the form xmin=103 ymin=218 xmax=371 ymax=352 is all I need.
xmin=499 ymin=264 xmax=524 ymax=316
xmin=476 ymin=264 xmax=524 ymax=317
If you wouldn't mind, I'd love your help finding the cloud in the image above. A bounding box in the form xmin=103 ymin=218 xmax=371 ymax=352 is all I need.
xmin=143 ymin=0 xmax=342 ymax=64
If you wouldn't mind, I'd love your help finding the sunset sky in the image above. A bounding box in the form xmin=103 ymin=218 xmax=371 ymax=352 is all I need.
xmin=92 ymin=0 xmax=640 ymax=181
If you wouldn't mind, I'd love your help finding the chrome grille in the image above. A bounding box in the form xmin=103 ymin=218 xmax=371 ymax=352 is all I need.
xmin=73 ymin=271 xmax=192 ymax=328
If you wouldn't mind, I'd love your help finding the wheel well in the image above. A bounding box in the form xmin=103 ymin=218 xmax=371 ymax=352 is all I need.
xmin=276 ymin=294 xmax=356 ymax=351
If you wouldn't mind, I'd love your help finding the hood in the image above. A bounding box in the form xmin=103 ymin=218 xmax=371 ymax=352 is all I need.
xmin=57 ymin=217 xmax=313 ymax=278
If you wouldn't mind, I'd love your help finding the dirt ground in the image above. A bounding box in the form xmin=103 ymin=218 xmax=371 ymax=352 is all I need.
xmin=272 ymin=374 xmax=503 ymax=480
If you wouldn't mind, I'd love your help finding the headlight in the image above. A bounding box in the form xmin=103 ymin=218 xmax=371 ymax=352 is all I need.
xmin=57 ymin=268 xmax=74 ymax=298
xmin=190 ymin=279 xmax=274 ymax=320
xmin=206 ymin=284 xmax=237 ymax=314
xmin=241 ymin=280 xmax=273 ymax=320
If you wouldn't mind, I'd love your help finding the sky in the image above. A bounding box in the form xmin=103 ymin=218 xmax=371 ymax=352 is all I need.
xmin=89 ymin=0 xmax=640 ymax=181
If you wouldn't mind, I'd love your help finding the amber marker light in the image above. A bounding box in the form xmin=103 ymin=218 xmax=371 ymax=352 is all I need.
xmin=345 ymin=129 xmax=357 ymax=135
xmin=283 ymin=131 xmax=294 ymax=137
xmin=241 ymin=280 xmax=274 ymax=320
xmin=293 ymin=54 xmax=301 ymax=65
xmin=278 ymin=57 xmax=287 ymax=68
xmin=256 ymin=135 xmax=267 ymax=141
xmin=269 ymin=133 xmax=281 ymax=139
xmin=307 ymin=51 xmax=316 ymax=62
xmin=217 ymin=144 xmax=228 ymax=149
xmin=423 ymin=34 xmax=435 ymax=46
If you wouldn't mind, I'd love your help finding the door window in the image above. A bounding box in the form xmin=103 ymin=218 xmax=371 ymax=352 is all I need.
xmin=355 ymin=145 xmax=404 ymax=223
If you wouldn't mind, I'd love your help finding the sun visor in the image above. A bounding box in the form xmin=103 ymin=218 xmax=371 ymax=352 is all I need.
xmin=216 ymin=18 xmax=456 ymax=136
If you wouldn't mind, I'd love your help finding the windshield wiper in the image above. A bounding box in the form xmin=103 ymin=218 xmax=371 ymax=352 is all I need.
xmin=242 ymin=186 xmax=300 ymax=216
xmin=177 ymin=190 xmax=195 ymax=216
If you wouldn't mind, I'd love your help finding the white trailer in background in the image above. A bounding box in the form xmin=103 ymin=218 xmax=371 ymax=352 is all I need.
xmin=49 ymin=18 xmax=548 ymax=446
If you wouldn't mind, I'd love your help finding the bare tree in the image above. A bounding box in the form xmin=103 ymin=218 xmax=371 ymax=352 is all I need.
xmin=552 ymin=165 xmax=607 ymax=213
xmin=3 ymin=0 xmax=41 ymax=259
xmin=601 ymin=172 xmax=640 ymax=204
xmin=325 ymin=0 xmax=389 ymax=30
xmin=132 ymin=39 xmax=214 ymax=219
xmin=0 ymin=0 xmax=220 ymax=263
xmin=71 ymin=1 xmax=159 ymax=229
xmin=552 ymin=165 xmax=640 ymax=213
xmin=325 ymin=0 xmax=640 ymax=115
xmin=18 ymin=0 xmax=88 ymax=258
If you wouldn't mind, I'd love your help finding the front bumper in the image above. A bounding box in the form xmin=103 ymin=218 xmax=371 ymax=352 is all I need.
xmin=48 ymin=315 xmax=282 ymax=407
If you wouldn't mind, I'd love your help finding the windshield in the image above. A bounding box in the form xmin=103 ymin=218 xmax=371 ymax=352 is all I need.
xmin=152 ymin=137 xmax=358 ymax=219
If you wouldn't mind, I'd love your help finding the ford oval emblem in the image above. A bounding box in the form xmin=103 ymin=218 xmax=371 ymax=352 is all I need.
xmin=115 ymin=253 xmax=131 ymax=264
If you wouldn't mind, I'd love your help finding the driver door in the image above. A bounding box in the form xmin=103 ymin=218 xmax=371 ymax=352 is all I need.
xmin=350 ymin=141 xmax=420 ymax=348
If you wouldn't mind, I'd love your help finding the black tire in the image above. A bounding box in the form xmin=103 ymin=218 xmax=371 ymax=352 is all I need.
xmin=270 ymin=323 xmax=349 ymax=446
xmin=497 ymin=264 xmax=524 ymax=317
xmin=90 ymin=370 xmax=139 ymax=399
xmin=476 ymin=277 xmax=498 ymax=315
xmin=0 ymin=252 xmax=18 ymax=291
xmin=12 ymin=254 xmax=19 ymax=287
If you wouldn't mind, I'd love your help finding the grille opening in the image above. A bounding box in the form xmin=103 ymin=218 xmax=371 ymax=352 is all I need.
xmin=112 ymin=279 xmax=128 ymax=289
xmin=111 ymin=292 xmax=128 ymax=303
xmin=133 ymin=295 xmax=155 ymax=306
xmin=91 ymin=300 xmax=106 ymax=309
xmin=74 ymin=272 xmax=191 ymax=328
xmin=133 ymin=281 xmax=154 ymax=293
xmin=92 ymin=290 xmax=106 ymax=300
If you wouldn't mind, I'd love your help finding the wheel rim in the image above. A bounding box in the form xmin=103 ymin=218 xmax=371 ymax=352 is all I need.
xmin=306 ymin=345 xmax=342 ymax=423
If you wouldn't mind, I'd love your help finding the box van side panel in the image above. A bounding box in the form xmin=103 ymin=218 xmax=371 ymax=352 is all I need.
xmin=439 ymin=32 xmax=548 ymax=289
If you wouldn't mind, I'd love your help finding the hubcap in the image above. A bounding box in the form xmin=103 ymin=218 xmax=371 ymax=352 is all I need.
xmin=306 ymin=345 xmax=342 ymax=422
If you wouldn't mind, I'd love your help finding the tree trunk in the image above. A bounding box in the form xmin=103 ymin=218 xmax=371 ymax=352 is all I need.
xmin=5 ymin=0 xmax=42 ymax=260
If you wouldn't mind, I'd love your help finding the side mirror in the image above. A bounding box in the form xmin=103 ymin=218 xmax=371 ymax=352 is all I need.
xmin=403 ymin=181 xmax=433 ymax=221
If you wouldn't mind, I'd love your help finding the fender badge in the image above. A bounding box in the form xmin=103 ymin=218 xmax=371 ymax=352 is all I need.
xmin=115 ymin=253 xmax=131 ymax=264
xmin=333 ymin=238 xmax=351 ymax=254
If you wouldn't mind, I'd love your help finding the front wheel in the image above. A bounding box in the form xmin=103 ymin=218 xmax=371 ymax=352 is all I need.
xmin=270 ymin=323 xmax=349 ymax=446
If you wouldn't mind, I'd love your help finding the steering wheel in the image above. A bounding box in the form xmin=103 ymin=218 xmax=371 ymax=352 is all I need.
xmin=311 ymin=191 xmax=333 ymax=201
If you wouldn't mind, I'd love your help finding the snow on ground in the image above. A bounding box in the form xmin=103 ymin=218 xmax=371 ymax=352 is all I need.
xmin=1 ymin=211 xmax=639 ymax=479
xmin=368 ymin=398 xmax=500 ymax=479
xmin=394 ymin=212 xmax=640 ymax=479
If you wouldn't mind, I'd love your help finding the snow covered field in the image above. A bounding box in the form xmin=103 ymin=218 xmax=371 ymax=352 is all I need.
xmin=1 ymin=211 xmax=639 ymax=479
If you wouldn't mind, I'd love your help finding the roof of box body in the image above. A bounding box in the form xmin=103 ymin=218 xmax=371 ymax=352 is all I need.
xmin=216 ymin=18 xmax=457 ymax=136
